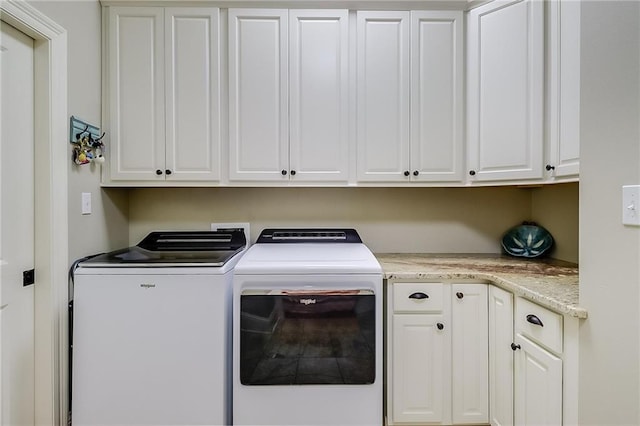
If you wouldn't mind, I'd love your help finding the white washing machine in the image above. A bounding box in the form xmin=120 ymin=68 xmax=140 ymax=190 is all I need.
xmin=233 ymin=229 xmax=383 ymax=426
xmin=71 ymin=230 xmax=246 ymax=426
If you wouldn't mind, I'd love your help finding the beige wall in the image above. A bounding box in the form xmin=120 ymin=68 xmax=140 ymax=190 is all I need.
xmin=531 ymin=182 xmax=579 ymax=263
xmin=579 ymin=1 xmax=640 ymax=424
xmin=29 ymin=1 xmax=129 ymax=262
xmin=129 ymin=186 xmax=552 ymax=254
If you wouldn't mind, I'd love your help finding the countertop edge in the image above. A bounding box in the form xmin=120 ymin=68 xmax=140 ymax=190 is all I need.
xmin=381 ymin=262 xmax=588 ymax=319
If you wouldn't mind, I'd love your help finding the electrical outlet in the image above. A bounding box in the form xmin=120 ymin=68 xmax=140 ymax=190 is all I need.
xmin=622 ymin=185 xmax=640 ymax=226
xmin=211 ymin=222 xmax=251 ymax=244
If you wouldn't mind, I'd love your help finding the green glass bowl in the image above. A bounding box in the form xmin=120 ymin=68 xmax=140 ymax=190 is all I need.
xmin=501 ymin=224 xmax=554 ymax=258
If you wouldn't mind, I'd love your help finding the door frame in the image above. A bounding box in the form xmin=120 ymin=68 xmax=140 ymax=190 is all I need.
xmin=0 ymin=2 xmax=68 ymax=425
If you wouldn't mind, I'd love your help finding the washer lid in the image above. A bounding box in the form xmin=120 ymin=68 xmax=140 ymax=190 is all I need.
xmin=233 ymin=243 xmax=382 ymax=275
xmin=79 ymin=230 xmax=246 ymax=267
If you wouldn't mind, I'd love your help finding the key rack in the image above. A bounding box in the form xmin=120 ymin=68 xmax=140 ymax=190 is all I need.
xmin=69 ymin=115 xmax=105 ymax=165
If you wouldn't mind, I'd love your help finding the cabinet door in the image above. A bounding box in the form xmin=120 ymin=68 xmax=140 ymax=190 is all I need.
xmin=108 ymin=7 xmax=165 ymax=181
xmin=289 ymin=10 xmax=349 ymax=182
xmin=451 ymin=284 xmax=489 ymax=424
xmin=391 ymin=314 xmax=448 ymax=424
xmin=356 ymin=11 xmax=410 ymax=182
xmin=165 ymin=8 xmax=221 ymax=181
xmin=228 ymin=9 xmax=289 ymax=181
xmin=546 ymin=0 xmax=580 ymax=178
xmin=514 ymin=334 xmax=563 ymax=426
xmin=467 ymin=0 xmax=544 ymax=182
xmin=410 ymin=11 xmax=463 ymax=182
xmin=489 ymin=286 xmax=514 ymax=426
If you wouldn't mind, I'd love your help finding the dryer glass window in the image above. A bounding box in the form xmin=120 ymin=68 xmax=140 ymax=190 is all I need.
xmin=240 ymin=291 xmax=375 ymax=385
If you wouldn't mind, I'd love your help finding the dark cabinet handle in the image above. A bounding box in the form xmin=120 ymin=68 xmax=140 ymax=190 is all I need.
xmin=469 ymin=170 xmax=476 ymax=176
xmin=526 ymin=314 xmax=544 ymax=327
xmin=404 ymin=171 xmax=410 ymax=177
xmin=413 ymin=170 xmax=419 ymax=176
xmin=156 ymin=169 xmax=163 ymax=175
xmin=456 ymin=292 xmax=464 ymax=299
xmin=165 ymin=169 xmax=172 ymax=175
xmin=546 ymin=164 xmax=556 ymax=171
xmin=437 ymin=323 xmax=444 ymax=330
xmin=408 ymin=292 xmax=429 ymax=300
xmin=511 ymin=343 xmax=521 ymax=351
xmin=290 ymin=170 xmax=296 ymax=176
xmin=281 ymin=170 xmax=288 ymax=175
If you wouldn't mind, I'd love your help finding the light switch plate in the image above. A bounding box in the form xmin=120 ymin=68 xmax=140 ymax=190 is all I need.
xmin=81 ymin=192 xmax=92 ymax=215
xmin=622 ymin=185 xmax=640 ymax=226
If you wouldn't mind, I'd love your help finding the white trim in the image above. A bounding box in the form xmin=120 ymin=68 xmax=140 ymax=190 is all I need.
xmin=0 ymin=2 xmax=68 ymax=425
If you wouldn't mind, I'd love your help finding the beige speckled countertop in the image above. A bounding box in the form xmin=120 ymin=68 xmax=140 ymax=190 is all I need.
xmin=375 ymin=254 xmax=586 ymax=319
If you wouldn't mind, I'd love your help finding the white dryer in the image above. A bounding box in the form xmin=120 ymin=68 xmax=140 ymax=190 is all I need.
xmin=71 ymin=230 xmax=246 ymax=426
xmin=233 ymin=229 xmax=383 ymax=426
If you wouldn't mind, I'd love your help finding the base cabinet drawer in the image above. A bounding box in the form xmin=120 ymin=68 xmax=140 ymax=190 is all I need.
xmin=516 ymin=297 xmax=563 ymax=354
xmin=393 ymin=283 xmax=444 ymax=313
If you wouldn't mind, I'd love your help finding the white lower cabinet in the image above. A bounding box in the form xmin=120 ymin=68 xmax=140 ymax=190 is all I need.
xmin=392 ymin=313 xmax=449 ymax=423
xmin=489 ymin=292 xmax=576 ymax=426
xmin=513 ymin=334 xmax=563 ymax=426
xmin=387 ymin=282 xmax=487 ymax=425
xmin=488 ymin=286 xmax=514 ymax=426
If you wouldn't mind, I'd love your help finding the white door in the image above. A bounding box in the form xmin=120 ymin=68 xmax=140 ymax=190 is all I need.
xmin=467 ymin=0 xmax=544 ymax=182
xmin=514 ymin=334 xmax=562 ymax=426
xmin=356 ymin=11 xmax=410 ymax=182
xmin=410 ymin=11 xmax=463 ymax=182
xmin=165 ymin=8 xmax=221 ymax=181
xmin=228 ymin=9 xmax=289 ymax=182
xmin=488 ymin=286 xmax=514 ymax=426
xmin=0 ymin=21 xmax=35 ymax=425
xmin=451 ymin=284 xmax=488 ymax=424
xmin=289 ymin=10 xmax=349 ymax=182
xmin=391 ymin=314 xmax=446 ymax=424
xmin=108 ymin=7 xmax=165 ymax=181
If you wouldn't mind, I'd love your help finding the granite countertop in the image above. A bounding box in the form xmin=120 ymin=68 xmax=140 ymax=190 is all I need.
xmin=375 ymin=253 xmax=586 ymax=319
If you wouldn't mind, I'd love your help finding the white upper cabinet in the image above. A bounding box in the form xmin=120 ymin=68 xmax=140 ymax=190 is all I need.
xmin=164 ymin=8 xmax=221 ymax=181
xmin=546 ymin=0 xmax=580 ymax=179
xmin=228 ymin=9 xmax=289 ymax=182
xmin=106 ymin=7 xmax=220 ymax=182
xmin=466 ymin=0 xmax=544 ymax=182
xmin=107 ymin=7 xmax=165 ymax=181
xmin=410 ymin=11 xmax=464 ymax=182
xmin=357 ymin=11 xmax=410 ymax=182
xmin=289 ymin=10 xmax=349 ymax=182
xmin=357 ymin=11 xmax=463 ymax=183
xmin=228 ymin=9 xmax=349 ymax=183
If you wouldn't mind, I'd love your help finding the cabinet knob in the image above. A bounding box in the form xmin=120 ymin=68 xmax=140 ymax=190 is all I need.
xmin=404 ymin=171 xmax=410 ymax=177
xmin=469 ymin=170 xmax=476 ymax=176
xmin=437 ymin=323 xmax=444 ymax=330
xmin=408 ymin=292 xmax=429 ymax=300
xmin=290 ymin=170 xmax=296 ymax=176
xmin=546 ymin=164 xmax=556 ymax=171
xmin=413 ymin=170 xmax=419 ymax=176
xmin=281 ymin=170 xmax=288 ymax=176
xmin=165 ymin=169 xmax=172 ymax=175
xmin=456 ymin=292 xmax=464 ymax=299
xmin=526 ymin=314 xmax=544 ymax=327
xmin=511 ymin=343 xmax=521 ymax=351
xmin=155 ymin=169 xmax=163 ymax=175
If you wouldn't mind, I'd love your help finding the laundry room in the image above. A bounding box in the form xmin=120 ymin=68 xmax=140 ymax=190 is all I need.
xmin=2 ymin=0 xmax=639 ymax=425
